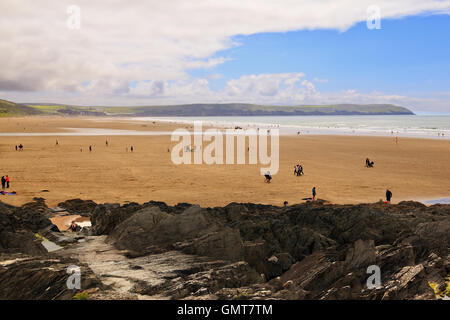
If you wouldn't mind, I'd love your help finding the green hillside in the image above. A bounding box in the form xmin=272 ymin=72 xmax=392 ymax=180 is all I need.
xmin=113 ymin=103 xmax=414 ymax=116
xmin=2 ymin=99 xmax=415 ymax=117
xmin=0 ymin=99 xmax=43 ymax=117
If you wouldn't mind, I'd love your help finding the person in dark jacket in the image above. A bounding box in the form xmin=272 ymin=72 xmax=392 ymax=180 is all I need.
xmin=1 ymin=176 xmax=5 ymax=190
xmin=312 ymin=187 xmax=317 ymax=201
xmin=264 ymin=171 xmax=272 ymax=183
xmin=386 ymin=189 xmax=392 ymax=203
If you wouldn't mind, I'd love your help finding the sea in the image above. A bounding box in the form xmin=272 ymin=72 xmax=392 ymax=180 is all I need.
xmin=0 ymin=114 xmax=449 ymax=139
xmin=129 ymin=114 xmax=450 ymax=139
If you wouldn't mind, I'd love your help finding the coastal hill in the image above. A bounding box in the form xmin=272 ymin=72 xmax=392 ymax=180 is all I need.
xmin=99 ymin=103 xmax=415 ymax=116
xmin=1 ymin=98 xmax=415 ymax=116
xmin=0 ymin=99 xmax=42 ymax=117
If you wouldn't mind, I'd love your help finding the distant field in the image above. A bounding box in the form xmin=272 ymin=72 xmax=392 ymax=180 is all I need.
xmin=29 ymin=105 xmax=67 ymax=114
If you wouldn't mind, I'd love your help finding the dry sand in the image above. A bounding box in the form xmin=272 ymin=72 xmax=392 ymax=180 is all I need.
xmin=0 ymin=117 xmax=449 ymax=207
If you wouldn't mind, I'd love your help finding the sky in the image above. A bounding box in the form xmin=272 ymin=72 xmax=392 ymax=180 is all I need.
xmin=1 ymin=0 xmax=450 ymax=113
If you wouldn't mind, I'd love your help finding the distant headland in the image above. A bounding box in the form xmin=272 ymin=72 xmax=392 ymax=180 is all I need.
xmin=1 ymin=98 xmax=414 ymax=117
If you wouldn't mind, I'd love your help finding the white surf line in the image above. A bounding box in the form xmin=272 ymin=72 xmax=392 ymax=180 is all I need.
xmin=126 ymin=117 xmax=450 ymax=139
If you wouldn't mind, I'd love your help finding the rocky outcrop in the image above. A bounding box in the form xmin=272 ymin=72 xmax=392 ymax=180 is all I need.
xmin=1 ymin=198 xmax=449 ymax=300
xmin=0 ymin=199 xmax=106 ymax=300
xmin=88 ymin=200 xmax=449 ymax=299
xmin=0 ymin=253 xmax=103 ymax=300
xmin=91 ymin=201 xmax=196 ymax=235
xmin=132 ymin=261 xmax=263 ymax=299
xmin=0 ymin=199 xmax=57 ymax=255
xmin=57 ymin=199 xmax=97 ymax=216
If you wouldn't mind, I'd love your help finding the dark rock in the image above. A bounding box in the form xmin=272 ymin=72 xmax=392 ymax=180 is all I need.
xmin=57 ymin=199 xmax=97 ymax=216
xmin=164 ymin=261 xmax=263 ymax=299
xmin=91 ymin=202 xmax=141 ymax=235
xmin=0 ymin=200 xmax=54 ymax=255
xmin=90 ymin=199 xmax=449 ymax=289
xmin=345 ymin=239 xmax=376 ymax=269
xmin=0 ymin=253 xmax=103 ymax=299
xmin=381 ymin=264 xmax=434 ymax=299
xmin=173 ymin=228 xmax=244 ymax=262
xmin=3 ymin=198 xmax=445 ymax=300
xmin=13 ymin=200 xmax=53 ymax=232
xmin=0 ymin=231 xmax=47 ymax=256
xmin=109 ymin=205 xmax=222 ymax=254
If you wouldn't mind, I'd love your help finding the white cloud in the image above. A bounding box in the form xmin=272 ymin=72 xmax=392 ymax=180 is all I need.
xmin=1 ymin=0 xmax=450 ymax=111
xmin=225 ymin=73 xmax=305 ymax=97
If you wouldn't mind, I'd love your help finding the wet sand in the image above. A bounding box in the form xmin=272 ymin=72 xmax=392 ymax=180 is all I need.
xmin=0 ymin=116 xmax=449 ymax=207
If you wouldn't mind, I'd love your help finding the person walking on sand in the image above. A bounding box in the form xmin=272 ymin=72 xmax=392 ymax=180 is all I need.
xmin=5 ymin=176 xmax=10 ymax=189
xmin=264 ymin=171 xmax=272 ymax=183
xmin=1 ymin=176 xmax=5 ymax=190
xmin=386 ymin=189 xmax=392 ymax=203
xmin=312 ymin=186 xmax=317 ymax=201
xmin=131 ymin=146 xmax=134 ymax=152
xmin=298 ymin=164 xmax=303 ymax=176
xmin=89 ymin=145 xmax=92 ymax=152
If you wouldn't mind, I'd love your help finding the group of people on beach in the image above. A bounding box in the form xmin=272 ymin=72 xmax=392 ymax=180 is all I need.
xmin=365 ymin=158 xmax=375 ymax=168
xmin=264 ymin=155 xmax=393 ymax=205
xmin=294 ymin=163 xmax=304 ymax=176
xmin=1 ymin=175 xmax=11 ymax=189
xmin=76 ymin=141 xmax=134 ymax=152
xmin=14 ymin=144 xmax=23 ymax=151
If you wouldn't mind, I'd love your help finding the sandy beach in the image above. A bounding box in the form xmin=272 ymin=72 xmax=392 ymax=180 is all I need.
xmin=0 ymin=116 xmax=449 ymax=207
